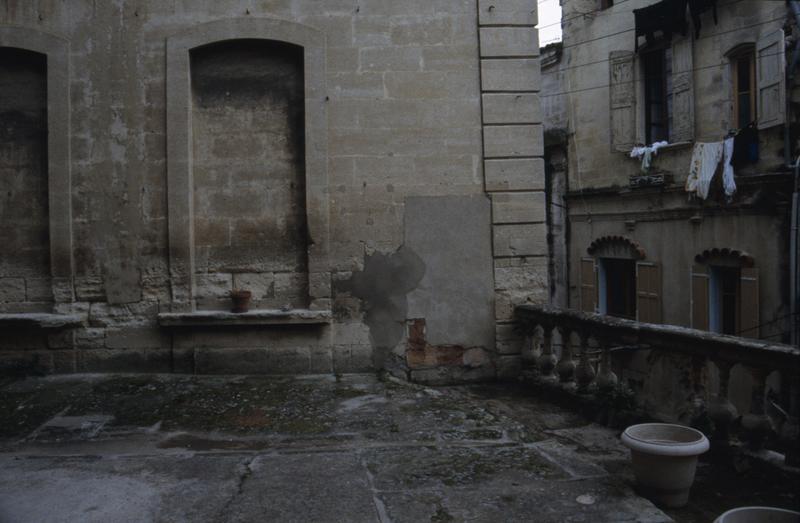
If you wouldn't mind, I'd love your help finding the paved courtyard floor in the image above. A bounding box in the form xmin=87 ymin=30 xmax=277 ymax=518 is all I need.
xmin=0 ymin=374 xmax=796 ymax=522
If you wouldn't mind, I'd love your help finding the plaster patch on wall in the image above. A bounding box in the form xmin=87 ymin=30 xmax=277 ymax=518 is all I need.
xmin=335 ymin=246 xmax=425 ymax=367
xmin=405 ymin=195 xmax=495 ymax=351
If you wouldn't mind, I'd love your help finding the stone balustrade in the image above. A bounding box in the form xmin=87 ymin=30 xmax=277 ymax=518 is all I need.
xmin=515 ymin=304 xmax=800 ymax=466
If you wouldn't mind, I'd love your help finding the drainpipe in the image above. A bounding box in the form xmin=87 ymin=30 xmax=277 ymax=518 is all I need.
xmin=792 ymin=156 xmax=799 ymax=346
xmin=787 ymin=2 xmax=800 ymax=345
xmin=786 ymin=1 xmax=800 ymax=170
xmin=783 ymin=0 xmax=800 ymax=169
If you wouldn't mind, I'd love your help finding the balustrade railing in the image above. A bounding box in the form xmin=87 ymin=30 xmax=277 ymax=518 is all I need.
xmin=515 ymin=304 xmax=800 ymax=466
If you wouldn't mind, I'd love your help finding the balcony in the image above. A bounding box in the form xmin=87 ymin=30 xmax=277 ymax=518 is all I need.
xmin=514 ymin=304 xmax=800 ymax=467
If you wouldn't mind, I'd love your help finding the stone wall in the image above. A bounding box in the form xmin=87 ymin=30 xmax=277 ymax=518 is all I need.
xmin=0 ymin=0 xmax=548 ymax=380
xmin=542 ymin=0 xmax=796 ymax=342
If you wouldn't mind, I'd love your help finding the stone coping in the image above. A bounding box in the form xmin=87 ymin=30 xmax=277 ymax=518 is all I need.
xmin=515 ymin=304 xmax=800 ymax=370
xmin=157 ymin=309 xmax=332 ymax=327
xmin=0 ymin=313 xmax=83 ymax=329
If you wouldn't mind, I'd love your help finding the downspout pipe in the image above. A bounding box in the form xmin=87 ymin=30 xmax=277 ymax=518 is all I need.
xmin=787 ymin=2 xmax=800 ymax=345
xmin=786 ymin=1 xmax=800 ymax=170
xmin=792 ymin=156 xmax=799 ymax=346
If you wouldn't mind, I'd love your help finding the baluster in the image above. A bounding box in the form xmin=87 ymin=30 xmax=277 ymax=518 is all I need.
xmin=779 ymin=372 xmax=799 ymax=466
xmin=531 ymin=325 xmax=543 ymax=364
xmin=687 ymin=356 xmax=709 ymax=430
xmin=575 ymin=330 xmax=596 ymax=393
xmin=537 ymin=325 xmax=557 ymax=378
xmin=556 ymin=327 xmax=576 ymax=384
xmin=707 ymin=359 xmax=737 ymax=442
xmin=595 ymin=342 xmax=618 ymax=392
xmin=520 ymin=331 xmax=535 ymax=365
xmin=740 ymin=366 xmax=772 ymax=450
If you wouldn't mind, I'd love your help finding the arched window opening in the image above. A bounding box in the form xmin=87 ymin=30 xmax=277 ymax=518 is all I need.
xmin=581 ymin=236 xmax=661 ymax=323
xmin=691 ymin=248 xmax=758 ymax=338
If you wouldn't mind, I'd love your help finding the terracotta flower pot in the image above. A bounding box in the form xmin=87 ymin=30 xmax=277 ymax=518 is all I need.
xmin=714 ymin=506 xmax=800 ymax=523
xmin=230 ymin=290 xmax=252 ymax=313
xmin=621 ymin=423 xmax=710 ymax=508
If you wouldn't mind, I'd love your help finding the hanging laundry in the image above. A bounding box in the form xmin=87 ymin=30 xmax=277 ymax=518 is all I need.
xmin=685 ymin=141 xmax=723 ymax=199
xmin=688 ymin=0 xmax=718 ymax=38
xmin=630 ymin=141 xmax=670 ymax=173
xmin=731 ymin=123 xmax=759 ymax=168
xmin=633 ymin=0 xmax=689 ymax=51
xmin=722 ymin=136 xmax=736 ymax=197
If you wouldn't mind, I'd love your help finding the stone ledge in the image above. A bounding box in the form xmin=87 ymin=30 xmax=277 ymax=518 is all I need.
xmin=157 ymin=309 xmax=333 ymax=327
xmin=0 ymin=313 xmax=84 ymax=330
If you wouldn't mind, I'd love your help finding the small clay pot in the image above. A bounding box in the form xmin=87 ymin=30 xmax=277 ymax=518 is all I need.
xmin=230 ymin=290 xmax=252 ymax=313
xmin=621 ymin=423 xmax=710 ymax=508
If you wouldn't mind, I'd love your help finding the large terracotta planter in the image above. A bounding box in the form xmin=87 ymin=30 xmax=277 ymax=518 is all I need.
xmin=714 ymin=506 xmax=800 ymax=522
xmin=621 ymin=423 xmax=710 ymax=508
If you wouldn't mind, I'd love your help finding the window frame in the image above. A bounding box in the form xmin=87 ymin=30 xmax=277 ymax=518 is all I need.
xmin=598 ymin=257 xmax=637 ymax=319
xmin=637 ymin=41 xmax=673 ymax=144
xmin=728 ymin=44 xmax=757 ymax=129
xmin=709 ymin=265 xmax=741 ymax=335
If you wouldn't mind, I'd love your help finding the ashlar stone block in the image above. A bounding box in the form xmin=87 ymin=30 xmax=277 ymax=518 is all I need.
xmin=479 ymin=27 xmax=539 ymax=57
xmin=478 ymin=0 xmax=538 ymax=26
xmin=483 ymin=125 xmax=543 ymax=158
xmin=482 ymin=93 xmax=541 ymax=124
xmin=492 ymin=223 xmax=547 ymax=257
xmin=492 ymin=192 xmax=546 ymax=224
xmin=481 ymin=58 xmax=540 ymax=91
xmin=485 ymin=158 xmax=545 ymax=191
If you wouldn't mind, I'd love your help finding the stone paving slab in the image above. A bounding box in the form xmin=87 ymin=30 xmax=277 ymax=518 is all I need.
xmin=0 ymin=373 xmax=784 ymax=522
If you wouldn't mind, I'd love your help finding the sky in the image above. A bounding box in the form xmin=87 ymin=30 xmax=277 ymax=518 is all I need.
xmin=538 ymin=0 xmax=563 ymax=46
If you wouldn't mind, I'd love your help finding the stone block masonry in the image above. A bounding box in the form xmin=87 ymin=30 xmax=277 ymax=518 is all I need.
xmin=0 ymin=1 xmax=548 ymax=382
xmin=478 ymin=0 xmax=549 ymax=378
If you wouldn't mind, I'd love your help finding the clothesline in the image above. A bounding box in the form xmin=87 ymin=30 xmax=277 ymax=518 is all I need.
xmin=630 ymin=123 xmax=758 ymax=200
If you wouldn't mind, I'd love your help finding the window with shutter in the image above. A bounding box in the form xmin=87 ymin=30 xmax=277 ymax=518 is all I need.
xmin=636 ymin=262 xmax=661 ymax=324
xmin=691 ymin=254 xmax=759 ymax=338
xmin=691 ymin=264 xmax=710 ymax=330
xmin=609 ymin=51 xmax=636 ymax=152
xmin=729 ymin=45 xmax=757 ymax=128
xmin=580 ymin=258 xmax=598 ymax=313
xmin=670 ymin=35 xmax=694 ymax=143
xmin=755 ymin=29 xmax=785 ymax=129
xmin=643 ymin=47 xmax=671 ymax=143
xmin=600 ymin=258 xmax=637 ymax=319
xmin=709 ymin=265 xmax=740 ymax=334
xmin=739 ymin=267 xmax=760 ymax=338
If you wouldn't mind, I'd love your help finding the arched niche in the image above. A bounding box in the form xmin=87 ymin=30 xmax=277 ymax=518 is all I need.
xmin=0 ymin=27 xmax=73 ymax=306
xmin=165 ymin=18 xmax=328 ymax=313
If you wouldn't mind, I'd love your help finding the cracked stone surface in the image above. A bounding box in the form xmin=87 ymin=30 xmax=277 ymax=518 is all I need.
xmin=0 ymin=374 xmax=795 ymax=522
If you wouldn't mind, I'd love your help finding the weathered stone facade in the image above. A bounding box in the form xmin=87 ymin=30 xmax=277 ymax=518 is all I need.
xmin=542 ymin=0 xmax=799 ymax=414
xmin=0 ymin=1 xmax=547 ymax=381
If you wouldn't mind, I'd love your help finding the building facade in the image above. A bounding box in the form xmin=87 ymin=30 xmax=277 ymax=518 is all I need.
xmin=543 ymin=0 xmax=799 ymax=414
xmin=0 ymin=0 xmax=548 ymax=381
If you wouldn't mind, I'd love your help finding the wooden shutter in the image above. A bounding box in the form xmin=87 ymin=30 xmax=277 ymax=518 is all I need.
xmin=609 ymin=51 xmax=636 ymax=152
xmin=739 ymin=267 xmax=760 ymax=338
xmin=691 ymin=264 xmax=709 ymax=330
xmin=671 ymin=36 xmax=695 ymax=143
xmin=580 ymin=258 xmax=598 ymax=313
xmin=636 ymin=262 xmax=662 ymax=324
xmin=756 ymin=29 xmax=786 ymax=129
